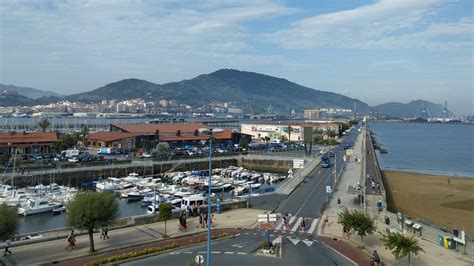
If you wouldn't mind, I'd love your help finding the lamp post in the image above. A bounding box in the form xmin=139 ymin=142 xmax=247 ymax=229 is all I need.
xmin=198 ymin=127 xmax=224 ymax=266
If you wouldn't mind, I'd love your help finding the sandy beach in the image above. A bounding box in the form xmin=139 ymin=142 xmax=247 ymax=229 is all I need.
xmin=382 ymin=170 xmax=474 ymax=235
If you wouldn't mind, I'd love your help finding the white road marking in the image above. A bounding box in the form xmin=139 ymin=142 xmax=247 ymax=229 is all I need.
xmin=288 ymin=216 xmax=296 ymax=226
xmin=287 ymin=237 xmax=300 ymax=245
xmin=212 ymin=251 xmax=221 ymax=254
xmin=294 ymin=170 xmax=328 ymax=217
xmin=274 ymin=218 xmax=284 ymax=231
xmin=198 ymin=251 xmax=206 ymax=254
xmin=302 ymin=240 xmax=314 ymax=247
xmin=291 ymin=217 xmax=303 ymax=232
xmin=184 ymin=251 xmax=193 ymax=254
xmin=244 ymin=232 xmax=249 ymax=235
xmin=237 ymin=252 xmax=247 ymax=255
xmin=308 ymin=218 xmax=318 ymax=234
xmin=224 ymin=251 xmax=234 ymax=254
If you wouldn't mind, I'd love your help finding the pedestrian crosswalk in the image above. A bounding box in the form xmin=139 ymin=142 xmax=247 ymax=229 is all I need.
xmin=271 ymin=215 xmax=319 ymax=235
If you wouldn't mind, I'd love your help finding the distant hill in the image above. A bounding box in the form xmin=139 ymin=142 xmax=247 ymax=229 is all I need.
xmin=373 ymin=100 xmax=454 ymax=117
xmin=67 ymin=69 xmax=371 ymax=113
xmin=67 ymin=79 xmax=165 ymax=103
xmin=0 ymin=83 xmax=60 ymax=99
xmin=0 ymin=91 xmax=35 ymax=106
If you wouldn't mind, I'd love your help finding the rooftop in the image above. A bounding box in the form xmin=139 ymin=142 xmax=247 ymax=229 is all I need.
xmin=0 ymin=132 xmax=57 ymax=145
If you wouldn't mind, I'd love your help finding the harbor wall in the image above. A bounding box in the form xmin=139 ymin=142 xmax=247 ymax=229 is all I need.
xmin=240 ymin=158 xmax=292 ymax=174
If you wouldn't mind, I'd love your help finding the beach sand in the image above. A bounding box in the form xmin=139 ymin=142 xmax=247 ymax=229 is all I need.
xmin=382 ymin=171 xmax=474 ymax=235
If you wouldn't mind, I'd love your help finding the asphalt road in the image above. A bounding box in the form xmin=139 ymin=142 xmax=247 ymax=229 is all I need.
xmin=121 ymin=229 xmax=353 ymax=266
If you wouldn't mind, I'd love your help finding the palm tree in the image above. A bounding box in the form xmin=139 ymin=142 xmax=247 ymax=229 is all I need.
xmin=381 ymin=232 xmax=424 ymax=265
xmin=38 ymin=118 xmax=51 ymax=132
xmin=80 ymin=126 xmax=90 ymax=148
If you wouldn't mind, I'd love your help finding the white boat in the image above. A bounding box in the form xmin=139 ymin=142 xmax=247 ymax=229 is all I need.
xmin=18 ymin=198 xmax=62 ymax=216
xmin=96 ymin=177 xmax=121 ymax=192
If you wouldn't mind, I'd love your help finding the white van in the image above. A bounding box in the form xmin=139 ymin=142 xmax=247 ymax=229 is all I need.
xmin=180 ymin=194 xmax=206 ymax=210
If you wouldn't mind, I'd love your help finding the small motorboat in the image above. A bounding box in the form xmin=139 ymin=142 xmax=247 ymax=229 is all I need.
xmin=52 ymin=205 xmax=66 ymax=215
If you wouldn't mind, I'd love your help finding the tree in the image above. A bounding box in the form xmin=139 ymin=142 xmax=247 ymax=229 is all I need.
xmin=142 ymin=139 xmax=153 ymax=152
xmin=80 ymin=127 xmax=90 ymax=148
xmin=159 ymin=202 xmax=172 ymax=237
xmin=327 ymin=130 xmax=338 ymax=139
xmin=312 ymin=130 xmax=324 ymax=144
xmin=287 ymin=125 xmax=292 ymax=143
xmin=238 ymin=137 xmax=248 ymax=150
xmin=157 ymin=142 xmax=170 ymax=157
xmin=337 ymin=208 xmax=376 ymax=247
xmin=67 ymin=192 xmax=118 ymax=252
xmin=381 ymin=232 xmax=424 ymax=265
xmin=38 ymin=118 xmax=51 ymax=132
xmin=52 ymin=133 xmax=76 ymax=153
xmin=0 ymin=204 xmax=19 ymax=242
xmin=280 ymin=135 xmax=288 ymax=143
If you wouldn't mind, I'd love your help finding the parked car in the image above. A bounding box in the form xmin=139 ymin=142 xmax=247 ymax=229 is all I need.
xmin=22 ymin=234 xmax=43 ymax=240
xmin=68 ymin=157 xmax=80 ymax=163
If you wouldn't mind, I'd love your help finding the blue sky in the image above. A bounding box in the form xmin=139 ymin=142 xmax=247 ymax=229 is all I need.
xmin=0 ymin=0 xmax=472 ymax=114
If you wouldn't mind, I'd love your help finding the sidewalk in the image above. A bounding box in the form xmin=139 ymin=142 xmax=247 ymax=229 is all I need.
xmin=0 ymin=208 xmax=264 ymax=265
xmin=317 ymin=131 xmax=474 ymax=266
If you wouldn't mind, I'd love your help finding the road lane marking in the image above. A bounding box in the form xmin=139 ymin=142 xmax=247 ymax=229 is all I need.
xmin=274 ymin=218 xmax=284 ymax=230
xmin=294 ymin=168 xmax=329 ymax=217
xmin=198 ymin=251 xmax=206 ymax=254
xmin=237 ymin=252 xmax=247 ymax=255
xmin=212 ymin=251 xmax=221 ymax=254
xmin=291 ymin=217 xmax=303 ymax=232
xmin=288 ymin=216 xmax=296 ymax=226
xmin=184 ymin=251 xmax=193 ymax=254
xmin=224 ymin=252 xmax=234 ymax=254
xmin=308 ymin=218 xmax=318 ymax=234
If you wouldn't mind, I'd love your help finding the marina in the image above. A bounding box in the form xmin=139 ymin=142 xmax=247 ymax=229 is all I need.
xmin=1 ymin=166 xmax=286 ymax=233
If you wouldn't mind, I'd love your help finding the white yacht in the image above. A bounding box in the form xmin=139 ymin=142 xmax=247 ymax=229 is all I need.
xmin=18 ymin=198 xmax=62 ymax=216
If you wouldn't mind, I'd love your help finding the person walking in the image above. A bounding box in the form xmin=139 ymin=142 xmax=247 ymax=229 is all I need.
xmin=373 ymin=250 xmax=381 ymax=265
xmin=282 ymin=215 xmax=288 ymax=230
xmin=3 ymin=239 xmax=12 ymax=257
xmin=66 ymin=230 xmax=76 ymax=251
xmin=101 ymin=225 xmax=109 ymax=240
xmin=198 ymin=211 xmax=203 ymax=228
xmin=300 ymin=218 xmax=306 ymax=232
xmin=377 ymin=200 xmax=383 ymax=213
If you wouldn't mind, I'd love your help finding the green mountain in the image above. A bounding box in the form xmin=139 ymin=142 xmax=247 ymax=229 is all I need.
xmin=373 ymin=100 xmax=454 ymax=117
xmin=67 ymin=69 xmax=370 ymax=113
xmin=67 ymin=78 xmax=166 ymax=103
xmin=0 ymin=91 xmax=35 ymax=107
xmin=161 ymin=69 xmax=370 ymax=113
xmin=0 ymin=83 xmax=60 ymax=99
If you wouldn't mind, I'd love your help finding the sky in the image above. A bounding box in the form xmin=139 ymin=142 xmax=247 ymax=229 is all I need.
xmin=0 ymin=0 xmax=472 ymax=115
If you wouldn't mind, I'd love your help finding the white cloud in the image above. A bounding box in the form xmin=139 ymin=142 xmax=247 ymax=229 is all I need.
xmin=264 ymin=0 xmax=472 ymax=50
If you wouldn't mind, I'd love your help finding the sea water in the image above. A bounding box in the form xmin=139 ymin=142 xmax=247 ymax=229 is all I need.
xmin=369 ymin=122 xmax=474 ymax=178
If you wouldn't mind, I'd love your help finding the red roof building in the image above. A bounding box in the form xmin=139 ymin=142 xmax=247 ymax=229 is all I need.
xmin=0 ymin=132 xmax=57 ymax=154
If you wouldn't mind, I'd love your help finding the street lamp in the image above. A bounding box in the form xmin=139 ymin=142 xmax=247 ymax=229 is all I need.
xmin=198 ymin=127 xmax=224 ymax=266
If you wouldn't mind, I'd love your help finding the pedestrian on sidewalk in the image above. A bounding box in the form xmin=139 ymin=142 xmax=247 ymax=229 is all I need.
xmin=300 ymin=218 xmax=306 ymax=232
xmin=3 ymin=239 xmax=12 ymax=257
xmin=100 ymin=225 xmax=109 ymax=240
xmin=377 ymin=200 xmax=383 ymax=213
xmin=373 ymin=250 xmax=381 ymax=265
xmin=203 ymin=212 xmax=208 ymax=228
xmin=282 ymin=215 xmax=288 ymax=230
xmin=198 ymin=211 xmax=203 ymax=228
xmin=66 ymin=230 xmax=76 ymax=251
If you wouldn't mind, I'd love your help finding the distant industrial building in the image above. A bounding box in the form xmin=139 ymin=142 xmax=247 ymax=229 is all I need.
xmin=304 ymin=109 xmax=321 ymax=119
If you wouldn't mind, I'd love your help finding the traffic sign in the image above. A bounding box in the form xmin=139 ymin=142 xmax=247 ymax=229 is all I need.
xmin=326 ymin=185 xmax=332 ymax=193
xmin=195 ymin=255 xmax=204 ymax=264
